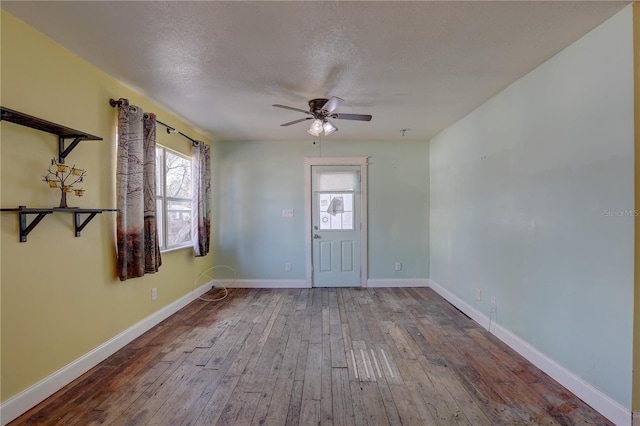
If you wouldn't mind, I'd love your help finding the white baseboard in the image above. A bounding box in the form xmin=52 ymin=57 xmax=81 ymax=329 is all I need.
xmin=0 ymin=281 xmax=213 ymax=426
xmin=367 ymin=278 xmax=429 ymax=288
xmin=220 ymin=278 xmax=429 ymax=289
xmin=427 ymin=279 xmax=490 ymax=328
xmin=220 ymin=279 xmax=309 ymax=289
xmin=427 ymin=279 xmax=632 ymax=426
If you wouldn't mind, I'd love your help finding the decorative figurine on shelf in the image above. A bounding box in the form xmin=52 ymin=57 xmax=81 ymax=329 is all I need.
xmin=42 ymin=158 xmax=86 ymax=208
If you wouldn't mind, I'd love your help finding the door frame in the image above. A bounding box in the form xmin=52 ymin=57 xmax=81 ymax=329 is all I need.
xmin=304 ymin=156 xmax=369 ymax=288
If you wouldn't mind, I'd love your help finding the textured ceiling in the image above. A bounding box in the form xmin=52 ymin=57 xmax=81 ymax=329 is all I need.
xmin=1 ymin=1 xmax=629 ymax=142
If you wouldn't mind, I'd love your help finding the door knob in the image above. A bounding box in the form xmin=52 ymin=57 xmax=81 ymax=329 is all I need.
xmin=313 ymin=234 xmax=321 ymax=239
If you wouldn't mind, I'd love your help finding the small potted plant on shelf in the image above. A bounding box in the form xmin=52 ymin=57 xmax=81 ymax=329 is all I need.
xmin=42 ymin=158 xmax=86 ymax=208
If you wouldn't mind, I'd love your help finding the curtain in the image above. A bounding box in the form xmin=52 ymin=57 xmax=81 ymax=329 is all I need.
xmin=116 ymin=99 xmax=161 ymax=281
xmin=191 ymin=142 xmax=211 ymax=257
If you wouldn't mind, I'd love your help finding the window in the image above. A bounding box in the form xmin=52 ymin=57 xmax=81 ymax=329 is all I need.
xmin=313 ymin=170 xmax=358 ymax=231
xmin=156 ymin=145 xmax=192 ymax=251
xmin=318 ymin=192 xmax=354 ymax=230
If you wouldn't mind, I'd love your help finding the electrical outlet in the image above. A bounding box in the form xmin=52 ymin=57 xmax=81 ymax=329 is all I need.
xmin=395 ymin=262 xmax=402 ymax=271
xmin=476 ymin=288 xmax=482 ymax=302
xmin=151 ymin=288 xmax=157 ymax=301
xmin=285 ymin=262 xmax=292 ymax=272
xmin=282 ymin=209 xmax=294 ymax=217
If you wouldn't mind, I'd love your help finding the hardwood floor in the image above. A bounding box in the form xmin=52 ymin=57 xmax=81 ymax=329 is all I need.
xmin=10 ymin=287 xmax=612 ymax=425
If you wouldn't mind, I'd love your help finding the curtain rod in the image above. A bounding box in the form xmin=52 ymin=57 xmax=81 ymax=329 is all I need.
xmin=109 ymin=98 xmax=200 ymax=145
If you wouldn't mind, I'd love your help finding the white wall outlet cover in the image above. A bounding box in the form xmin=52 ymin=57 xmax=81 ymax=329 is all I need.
xmin=282 ymin=209 xmax=294 ymax=217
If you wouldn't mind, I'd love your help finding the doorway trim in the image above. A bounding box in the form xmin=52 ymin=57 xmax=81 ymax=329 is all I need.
xmin=304 ymin=157 xmax=368 ymax=288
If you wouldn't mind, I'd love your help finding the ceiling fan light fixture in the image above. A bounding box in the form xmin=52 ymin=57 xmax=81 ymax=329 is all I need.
xmin=323 ymin=120 xmax=337 ymax=135
xmin=308 ymin=119 xmax=323 ymax=136
xmin=274 ymin=97 xmax=372 ymax=136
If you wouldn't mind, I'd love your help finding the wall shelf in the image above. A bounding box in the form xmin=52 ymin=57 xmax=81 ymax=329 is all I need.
xmin=1 ymin=106 xmax=103 ymax=164
xmin=0 ymin=207 xmax=118 ymax=242
xmin=1 ymin=106 xmax=116 ymax=242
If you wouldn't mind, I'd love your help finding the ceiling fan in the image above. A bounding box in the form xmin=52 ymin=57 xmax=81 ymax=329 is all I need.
xmin=273 ymin=97 xmax=372 ymax=136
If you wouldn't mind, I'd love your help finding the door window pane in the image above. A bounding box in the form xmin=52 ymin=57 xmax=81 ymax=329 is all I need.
xmin=342 ymin=212 xmax=353 ymax=229
xmin=343 ymin=193 xmax=353 ymax=211
xmin=317 ymin=192 xmax=354 ymax=230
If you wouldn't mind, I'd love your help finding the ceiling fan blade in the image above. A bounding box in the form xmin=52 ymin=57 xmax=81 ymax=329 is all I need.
xmin=273 ymin=104 xmax=311 ymax=115
xmin=331 ymin=113 xmax=372 ymax=122
xmin=280 ymin=117 xmax=313 ymax=127
xmin=322 ymin=96 xmax=344 ymax=113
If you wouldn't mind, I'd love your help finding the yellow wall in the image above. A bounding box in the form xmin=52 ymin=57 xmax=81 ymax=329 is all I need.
xmin=0 ymin=11 xmax=213 ymax=401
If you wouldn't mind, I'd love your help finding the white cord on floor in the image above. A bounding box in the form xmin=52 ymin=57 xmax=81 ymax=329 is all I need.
xmin=194 ymin=265 xmax=236 ymax=302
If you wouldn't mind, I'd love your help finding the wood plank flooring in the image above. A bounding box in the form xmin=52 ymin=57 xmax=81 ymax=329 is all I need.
xmin=9 ymin=287 xmax=612 ymax=425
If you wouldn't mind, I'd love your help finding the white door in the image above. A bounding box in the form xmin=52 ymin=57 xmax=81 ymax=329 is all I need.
xmin=311 ymin=165 xmax=361 ymax=287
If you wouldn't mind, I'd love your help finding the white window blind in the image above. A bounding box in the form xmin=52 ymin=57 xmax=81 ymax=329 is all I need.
xmin=313 ymin=171 xmax=359 ymax=192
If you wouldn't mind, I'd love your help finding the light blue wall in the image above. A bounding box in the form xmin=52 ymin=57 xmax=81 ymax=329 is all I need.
xmin=429 ymin=6 xmax=633 ymax=408
xmin=211 ymin=138 xmax=429 ymax=280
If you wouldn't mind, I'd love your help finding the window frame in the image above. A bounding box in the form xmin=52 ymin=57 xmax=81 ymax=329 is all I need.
xmin=156 ymin=144 xmax=192 ymax=252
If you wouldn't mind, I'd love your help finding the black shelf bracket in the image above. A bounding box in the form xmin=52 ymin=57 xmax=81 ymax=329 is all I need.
xmin=1 ymin=106 xmax=103 ymax=164
xmin=64 ymin=208 xmax=118 ymax=238
xmin=21 ymin=210 xmax=52 ymax=242
xmin=74 ymin=210 xmax=103 ymax=237
xmin=1 ymin=207 xmax=118 ymax=242
xmin=58 ymin=136 xmax=84 ymax=164
xmin=11 ymin=207 xmax=53 ymax=242
xmin=75 ymin=211 xmax=98 ymax=237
